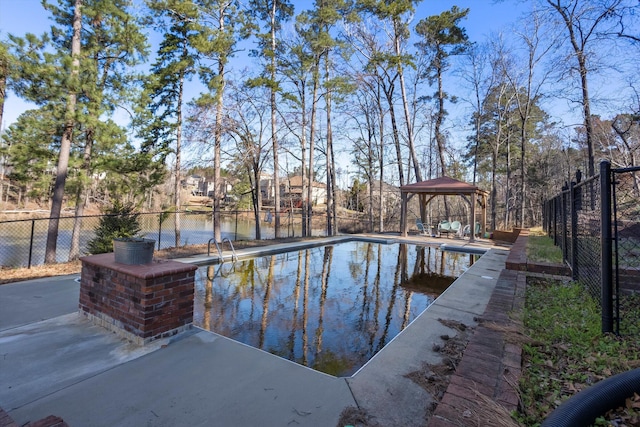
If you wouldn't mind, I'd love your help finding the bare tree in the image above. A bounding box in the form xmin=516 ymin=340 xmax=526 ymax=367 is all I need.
xmin=501 ymin=12 xmax=555 ymax=227
xmin=543 ymin=0 xmax=625 ymax=177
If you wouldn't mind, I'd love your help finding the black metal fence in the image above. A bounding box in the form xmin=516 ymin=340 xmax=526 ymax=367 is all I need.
xmin=544 ymin=161 xmax=640 ymax=335
xmin=0 ymin=208 xmax=381 ymax=269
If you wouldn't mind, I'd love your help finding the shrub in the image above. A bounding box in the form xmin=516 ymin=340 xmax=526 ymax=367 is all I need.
xmin=87 ymin=201 xmax=142 ymax=254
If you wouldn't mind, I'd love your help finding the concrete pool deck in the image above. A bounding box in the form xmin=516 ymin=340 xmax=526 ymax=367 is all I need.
xmin=0 ymin=235 xmax=511 ymax=426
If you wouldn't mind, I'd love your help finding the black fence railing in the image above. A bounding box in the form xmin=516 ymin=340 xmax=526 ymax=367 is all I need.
xmin=0 ymin=209 xmax=384 ymax=269
xmin=544 ymin=161 xmax=640 ymax=336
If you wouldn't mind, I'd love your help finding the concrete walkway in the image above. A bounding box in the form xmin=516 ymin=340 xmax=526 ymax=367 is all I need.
xmin=0 ymin=235 xmax=508 ymax=426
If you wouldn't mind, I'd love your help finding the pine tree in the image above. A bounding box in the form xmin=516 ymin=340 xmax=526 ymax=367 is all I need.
xmin=140 ymin=0 xmax=200 ymax=247
xmin=86 ymin=200 xmax=142 ymax=254
xmin=8 ymin=0 xmax=149 ymax=262
xmin=247 ymin=0 xmax=294 ymax=238
xmin=191 ymin=0 xmax=248 ymax=243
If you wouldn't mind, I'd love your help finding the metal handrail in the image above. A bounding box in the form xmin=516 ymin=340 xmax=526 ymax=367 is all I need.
xmin=207 ymin=238 xmax=223 ymax=259
xmin=207 ymin=238 xmax=238 ymax=262
xmin=222 ymin=238 xmax=238 ymax=262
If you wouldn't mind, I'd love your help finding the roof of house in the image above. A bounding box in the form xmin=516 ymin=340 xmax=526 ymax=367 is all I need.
xmin=400 ymin=176 xmax=488 ymax=196
xmin=287 ymin=176 xmax=326 ymax=189
xmin=369 ymin=180 xmax=400 ymax=193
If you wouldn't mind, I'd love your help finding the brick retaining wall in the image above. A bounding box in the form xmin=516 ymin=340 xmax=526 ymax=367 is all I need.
xmin=426 ymin=269 xmax=526 ymax=426
xmin=505 ymin=230 xmax=571 ymax=276
xmin=79 ymin=253 xmax=197 ymax=345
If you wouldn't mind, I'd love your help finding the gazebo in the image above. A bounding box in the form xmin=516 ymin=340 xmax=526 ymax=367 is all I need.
xmin=400 ymin=176 xmax=488 ymax=242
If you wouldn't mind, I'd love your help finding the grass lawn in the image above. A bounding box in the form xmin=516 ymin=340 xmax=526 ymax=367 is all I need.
xmin=526 ymin=229 xmax=563 ymax=264
xmin=517 ymin=278 xmax=640 ymax=426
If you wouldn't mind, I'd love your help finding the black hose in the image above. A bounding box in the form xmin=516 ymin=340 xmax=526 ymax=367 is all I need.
xmin=541 ymin=368 xmax=640 ymax=427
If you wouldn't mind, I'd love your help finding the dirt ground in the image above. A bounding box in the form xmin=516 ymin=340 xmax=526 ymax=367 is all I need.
xmin=0 ymin=237 xmax=318 ymax=285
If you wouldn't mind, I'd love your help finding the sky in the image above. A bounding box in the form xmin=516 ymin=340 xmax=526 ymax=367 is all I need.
xmin=0 ymin=0 xmax=531 ymax=131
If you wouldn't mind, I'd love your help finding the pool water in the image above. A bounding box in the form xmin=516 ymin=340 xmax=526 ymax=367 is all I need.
xmin=193 ymin=241 xmax=476 ymax=377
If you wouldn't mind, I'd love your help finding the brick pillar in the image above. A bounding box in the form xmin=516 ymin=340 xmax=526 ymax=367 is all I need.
xmin=79 ymin=253 xmax=198 ymax=345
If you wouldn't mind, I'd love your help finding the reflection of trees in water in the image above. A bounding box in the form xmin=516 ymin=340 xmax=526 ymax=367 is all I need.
xmin=314 ymin=246 xmax=333 ymax=361
xmin=377 ymin=245 xmax=402 ymax=352
xmin=397 ymin=244 xmax=413 ymax=330
xmin=287 ymin=251 xmax=303 ymax=360
xmin=413 ymin=246 xmax=425 ymax=276
xmin=402 ymin=245 xmax=457 ymax=295
xmin=302 ymin=249 xmax=310 ymax=366
xmin=203 ymin=265 xmax=214 ymax=331
xmin=194 ymin=242 xmax=473 ymax=376
xmin=249 ymin=260 xmax=256 ymax=327
xmin=402 ymin=290 xmax=412 ymax=330
xmin=359 ymin=243 xmax=373 ymax=349
xmin=259 ymin=256 xmax=275 ymax=349
xmin=372 ymin=244 xmax=381 ymax=355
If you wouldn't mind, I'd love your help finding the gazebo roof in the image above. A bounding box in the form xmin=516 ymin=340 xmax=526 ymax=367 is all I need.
xmin=400 ymin=176 xmax=488 ymax=196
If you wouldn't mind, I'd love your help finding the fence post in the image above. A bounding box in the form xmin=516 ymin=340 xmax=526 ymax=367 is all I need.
xmin=234 ymin=210 xmax=238 ymax=241
xmin=28 ymin=219 xmax=35 ymax=269
xmin=157 ymin=213 xmax=162 ymax=250
xmin=600 ymin=160 xmax=613 ymax=334
xmin=570 ymin=181 xmax=578 ymax=280
xmin=561 ymin=185 xmax=569 ymax=263
xmin=289 ymin=210 xmax=293 ymax=238
xmin=552 ymin=196 xmax=558 ymax=246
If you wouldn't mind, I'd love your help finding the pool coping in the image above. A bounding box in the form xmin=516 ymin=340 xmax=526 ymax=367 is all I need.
xmin=173 ymin=234 xmax=495 ymax=266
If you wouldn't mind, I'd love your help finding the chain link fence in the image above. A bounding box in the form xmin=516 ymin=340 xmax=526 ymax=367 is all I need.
xmin=544 ymin=161 xmax=640 ymax=335
xmin=0 ymin=209 xmax=385 ymax=269
xmin=611 ymin=167 xmax=640 ymax=336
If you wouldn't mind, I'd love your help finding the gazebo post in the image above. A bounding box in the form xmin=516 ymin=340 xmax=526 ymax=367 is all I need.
xmin=401 ymin=192 xmax=407 ymax=237
xmin=482 ymin=193 xmax=487 ymax=238
xmin=469 ymin=191 xmax=476 ymax=242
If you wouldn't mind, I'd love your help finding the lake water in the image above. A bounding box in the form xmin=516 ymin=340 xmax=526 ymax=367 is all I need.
xmin=0 ymin=212 xmax=320 ymax=267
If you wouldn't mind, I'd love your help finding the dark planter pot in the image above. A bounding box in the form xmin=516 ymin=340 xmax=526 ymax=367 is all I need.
xmin=113 ymin=238 xmax=156 ymax=265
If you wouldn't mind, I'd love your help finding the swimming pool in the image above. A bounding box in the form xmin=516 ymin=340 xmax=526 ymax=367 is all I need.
xmin=193 ymin=240 xmax=477 ymax=377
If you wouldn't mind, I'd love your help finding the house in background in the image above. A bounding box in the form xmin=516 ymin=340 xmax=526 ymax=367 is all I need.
xmin=260 ymin=174 xmax=327 ymax=207
xmin=200 ymin=177 xmax=237 ymax=200
xmin=259 ymin=172 xmax=276 ymax=203
xmin=366 ymin=180 xmax=401 ymax=216
xmin=182 ymin=175 xmax=203 ymax=195
xmin=283 ymin=176 xmax=327 ymax=206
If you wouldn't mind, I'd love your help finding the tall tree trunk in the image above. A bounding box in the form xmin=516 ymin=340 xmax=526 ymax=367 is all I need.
xmin=270 ymin=0 xmax=281 ymax=238
xmin=505 ymin=134 xmax=511 ymax=228
xmin=213 ymin=14 xmax=226 ymax=243
xmin=249 ymin=164 xmax=262 ymax=240
xmin=435 ymin=64 xmax=450 ymax=219
xmin=491 ymin=146 xmax=498 ymax=231
xmin=435 ymin=67 xmax=447 ymax=177
xmin=0 ymin=54 xmax=5 ymax=131
xmin=175 ymin=68 xmax=185 ymax=247
xmin=367 ymin=104 xmax=374 ymax=232
xmin=306 ymin=57 xmax=320 ymax=235
xmin=578 ymin=52 xmax=595 ymax=177
xmin=519 ymin=123 xmax=526 ymax=228
xmin=69 ymin=131 xmax=93 ymax=261
xmin=383 ymin=83 xmax=406 ymax=233
xmin=45 ymin=0 xmax=81 ymax=264
xmin=396 ymin=32 xmax=421 ymax=184
xmin=377 ymin=79 xmax=384 ymax=233
xmin=548 ymin=1 xmax=597 ymax=177
xmin=325 ymin=54 xmax=336 ymax=236
xmin=300 ymin=80 xmax=308 ymax=237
